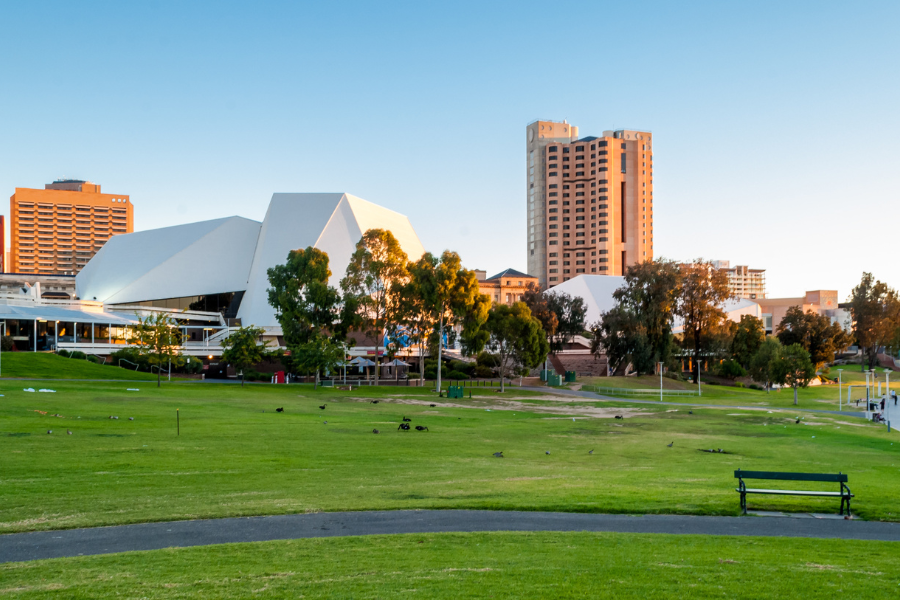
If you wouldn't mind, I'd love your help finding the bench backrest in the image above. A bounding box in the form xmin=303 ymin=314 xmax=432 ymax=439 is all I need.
xmin=734 ymin=470 xmax=847 ymax=483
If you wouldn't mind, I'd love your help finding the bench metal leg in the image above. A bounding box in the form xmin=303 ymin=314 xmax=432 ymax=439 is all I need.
xmin=740 ymin=492 xmax=747 ymax=515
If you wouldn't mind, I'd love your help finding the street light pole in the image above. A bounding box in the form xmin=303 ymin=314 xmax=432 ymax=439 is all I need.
xmin=659 ymin=362 xmax=663 ymax=402
xmin=837 ymin=369 xmax=843 ymax=412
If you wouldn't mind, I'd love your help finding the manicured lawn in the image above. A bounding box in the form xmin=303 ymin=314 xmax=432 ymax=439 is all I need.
xmin=0 ymin=352 xmax=156 ymax=381
xmin=2 ymin=381 xmax=899 ymax=533
xmin=2 ymin=532 xmax=898 ymax=598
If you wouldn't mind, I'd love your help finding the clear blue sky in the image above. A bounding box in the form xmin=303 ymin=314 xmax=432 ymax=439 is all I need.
xmin=1 ymin=1 xmax=897 ymax=299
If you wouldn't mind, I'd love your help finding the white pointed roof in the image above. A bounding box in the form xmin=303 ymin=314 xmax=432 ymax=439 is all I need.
xmin=548 ymin=275 xmax=626 ymax=325
xmin=237 ymin=193 xmax=425 ymax=327
xmin=76 ymin=216 xmax=261 ymax=305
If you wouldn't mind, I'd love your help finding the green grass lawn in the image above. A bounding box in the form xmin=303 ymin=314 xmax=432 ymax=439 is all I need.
xmin=2 ymin=381 xmax=899 ymax=533
xmin=2 ymin=532 xmax=898 ymax=599
xmin=0 ymin=352 xmax=156 ymax=380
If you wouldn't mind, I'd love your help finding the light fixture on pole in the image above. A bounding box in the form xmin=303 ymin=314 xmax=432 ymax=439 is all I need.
xmin=659 ymin=362 xmax=664 ymax=402
xmin=837 ymin=369 xmax=843 ymax=412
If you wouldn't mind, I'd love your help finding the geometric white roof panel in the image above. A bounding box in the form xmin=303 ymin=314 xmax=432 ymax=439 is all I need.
xmin=547 ymin=275 xmax=626 ymax=326
xmin=237 ymin=193 xmax=425 ymax=327
xmin=75 ymin=216 xmax=261 ymax=305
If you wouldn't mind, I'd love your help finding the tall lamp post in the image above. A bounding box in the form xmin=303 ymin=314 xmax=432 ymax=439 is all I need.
xmin=659 ymin=362 xmax=664 ymax=402
xmin=837 ymin=369 xmax=843 ymax=412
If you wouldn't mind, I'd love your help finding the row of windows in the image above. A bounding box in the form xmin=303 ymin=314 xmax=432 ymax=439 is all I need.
xmin=548 ymin=141 xmax=609 ymax=154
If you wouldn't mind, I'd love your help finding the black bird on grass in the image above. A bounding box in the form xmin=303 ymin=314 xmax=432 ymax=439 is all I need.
xmin=370 ymin=400 xmax=379 ymax=404
xmin=430 ymin=404 xmax=436 ymax=407
xmin=667 ymin=441 xmax=674 ymax=448
xmin=373 ymin=429 xmax=380 ymax=434
xmin=415 ymin=425 xmax=429 ymax=431
xmin=47 ymin=430 xmax=52 ymax=434
xmin=545 ymin=451 xmax=550 ymax=455
xmin=688 ymin=410 xmax=693 ymax=415
xmin=276 ymin=407 xmax=284 ymax=413
xmin=67 ymin=430 xmax=72 ymax=435
xmin=402 ymin=416 xmax=411 ymax=422
xmin=614 ymin=415 xmax=624 ymax=420
xmin=795 ymin=417 xmax=801 ymax=424
xmin=493 ymin=451 xmax=504 ymax=458
xmin=398 ymin=423 xmax=411 ymax=431
xmin=319 ymin=404 xmax=326 ymax=410
xmin=588 ymin=450 xmax=594 ymax=455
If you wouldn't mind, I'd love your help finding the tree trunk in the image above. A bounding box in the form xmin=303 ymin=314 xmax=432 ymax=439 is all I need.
xmin=374 ymin=331 xmax=380 ymax=388
xmin=793 ymin=384 xmax=798 ymax=405
xmin=419 ymin=339 xmax=425 ymax=382
xmin=314 ymin=369 xmax=319 ymax=390
xmin=241 ymin=372 xmax=244 ymax=387
xmin=436 ymin=315 xmax=443 ymax=393
xmin=157 ymin=366 xmax=161 ymax=388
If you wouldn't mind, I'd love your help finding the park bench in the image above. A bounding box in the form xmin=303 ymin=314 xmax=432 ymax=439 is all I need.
xmin=734 ymin=469 xmax=853 ymax=516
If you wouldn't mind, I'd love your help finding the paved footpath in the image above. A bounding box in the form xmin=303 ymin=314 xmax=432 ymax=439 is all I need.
xmin=3 ymin=510 xmax=899 ymax=563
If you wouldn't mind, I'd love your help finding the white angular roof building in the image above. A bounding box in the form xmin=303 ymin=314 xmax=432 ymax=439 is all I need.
xmin=76 ymin=193 xmax=425 ymax=328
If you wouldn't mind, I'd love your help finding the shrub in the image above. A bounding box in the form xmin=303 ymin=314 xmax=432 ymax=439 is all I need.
xmin=476 ymin=352 xmax=500 ymax=368
xmin=446 ymin=370 xmax=469 ymax=380
xmin=110 ymin=348 xmax=149 ymax=371
xmin=449 ymin=360 xmax=475 ymax=376
xmin=57 ymin=349 xmax=71 ymax=358
xmin=86 ymin=355 xmax=104 ymax=364
xmin=69 ymin=350 xmax=86 ymax=360
xmin=664 ymin=371 xmax=683 ymax=381
xmin=734 ymin=382 xmax=745 ymax=388
xmin=424 ymin=368 xmax=437 ymax=380
xmin=474 ymin=365 xmax=494 ymax=378
xmin=748 ymin=383 xmax=764 ymax=391
xmin=716 ymin=359 xmax=747 ymax=380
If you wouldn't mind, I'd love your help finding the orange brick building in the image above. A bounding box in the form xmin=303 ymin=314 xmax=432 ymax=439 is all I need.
xmin=475 ymin=268 xmax=539 ymax=305
xmin=526 ymin=121 xmax=654 ymax=288
xmin=9 ymin=180 xmax=133 ymax=275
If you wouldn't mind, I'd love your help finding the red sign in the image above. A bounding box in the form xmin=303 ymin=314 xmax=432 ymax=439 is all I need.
xmin=366 ymin=350 xmax=385 ymax=356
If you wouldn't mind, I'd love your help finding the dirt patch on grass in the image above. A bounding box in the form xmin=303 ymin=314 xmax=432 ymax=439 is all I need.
xmin=347 ymin=396 xmax=652 ymax=419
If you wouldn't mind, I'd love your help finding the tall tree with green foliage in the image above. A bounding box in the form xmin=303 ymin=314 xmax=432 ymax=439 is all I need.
xmin=848 ymin=272 xmax=900 ymax=371
xmin=220 ymin=325 xmax=271 ymax=387
xmin=732 ymin=315 xmax=766 ymax=369
xmin=405 ymin=250 xmax=490 ymax=390
xmin=772 ymin=343 xmax=816 ymax=405
xmin=546 ymin=291 xmax=587 ymax=354
xmin=521 ymin=282 xmax=559 ymax=341
xmin=484 ymin=302 xmax=549 ymax=392
xmin=129 ymin=312 xmax=185 ymax=388
xmin=748 ymin=337 xmax=783 ymax=393
xmin=340 ymin=229 xmax=409 ymax=387
xmin=593 ymin=259 xmax=680 ymax=375
xmin=775 ymin=305 xmax=853 ymax=368
xmin=676 ymin=260 xmax=732 ymax=383
xmin=267 ymin=246 xmax=352 ymax=389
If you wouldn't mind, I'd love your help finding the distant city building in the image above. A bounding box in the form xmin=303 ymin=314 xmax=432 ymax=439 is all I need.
xmin=709 ymin=260 xmax=766 ymax=299
xmin=476 ymin=268 xmax=538 ymax=304
xmin=9 ymin=180 xmax=133 ymax=275
xmin=757 ymin=290 xmax=846 ymax=334
xmin=526 ymin=120 xmax=654 ymax=288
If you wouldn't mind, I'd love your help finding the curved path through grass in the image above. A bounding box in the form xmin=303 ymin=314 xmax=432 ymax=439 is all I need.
xmin=4 ymin=509 xmax=900 ymax=563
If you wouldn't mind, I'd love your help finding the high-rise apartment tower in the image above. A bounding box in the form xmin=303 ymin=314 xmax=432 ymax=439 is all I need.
xmin=526 ymin=120 xmax=653 ymax=288
xmin=9 ymin=180 xmax=133 ymax=275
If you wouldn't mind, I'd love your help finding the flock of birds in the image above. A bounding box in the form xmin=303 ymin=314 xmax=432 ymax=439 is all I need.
xmin=273 ymin=402 xmax=432 ymax=435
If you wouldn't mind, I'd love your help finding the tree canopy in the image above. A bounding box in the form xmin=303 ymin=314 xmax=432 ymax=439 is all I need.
xmin=267 ymin=246 xmax=351 ymax=388
xmin=484 ymin=302 xmax=549 ymax=392
xmin=775 ymin=306 xmax=853 ymax=368
xmin=731 ymin=315 xmax=766 ymax=369
xmin=848 ymin=272 xmax=900 ymax=371
xmin=676 ymin=260 xmax=732 ymax=383
xmin=220 ymin=325 xmax=271 ymax=386
xmin=404 ymin=250 xmax=489 ymax=389
xmin=340 ymin=229 xmax=409 ymax=385
xmin=772 ymin=343 xmax=816 ymax=405
xmin=129 ymin=312 xmax=185 ymax=387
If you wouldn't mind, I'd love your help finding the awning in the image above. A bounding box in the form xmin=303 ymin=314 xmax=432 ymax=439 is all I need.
xmin=0 ymin=304 xmax=137 ymax=325
xmin=387 ymin=359 xmax=410 ymax=366
xmin=348 ymin=357 xmax=377 ymax=367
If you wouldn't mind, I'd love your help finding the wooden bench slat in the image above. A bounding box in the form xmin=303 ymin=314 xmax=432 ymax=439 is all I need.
xmin=738 ymin=488 xmax=851 ymax=497
xmin=734 ymin=470 xmax=847 ymax=483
